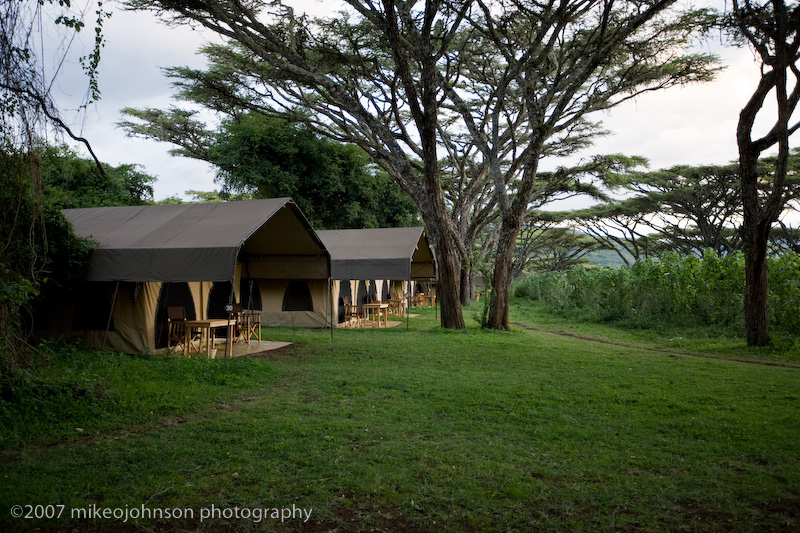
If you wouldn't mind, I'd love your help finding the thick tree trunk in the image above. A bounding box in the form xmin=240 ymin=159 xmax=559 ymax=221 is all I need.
xmin=487 ymin=220 xmax=520 ymax=330
xmin=743 ymin=239 xmax=770 ymax=346
xmin=423 ymin=219 xmax=465 ymax=329
xmin=741 ymin=215 xmax=773 ymax=346
xmin=732 ymin=0 xmax=797 ymax=345
xmin=738 ymin=125 xmax=777 ymax=347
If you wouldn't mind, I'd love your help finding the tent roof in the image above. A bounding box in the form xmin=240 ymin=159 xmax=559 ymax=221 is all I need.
xmin=317 ymin=227 xmax=436 ymax=280
xmin=63 ymin=198 xmax=329 ymax=282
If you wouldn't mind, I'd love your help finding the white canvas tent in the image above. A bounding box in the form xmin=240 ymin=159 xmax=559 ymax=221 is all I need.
xmin=317 ymin=227 xmax=436 ymax=325
xmin=40 ymin=199 xmax=331 ymax=353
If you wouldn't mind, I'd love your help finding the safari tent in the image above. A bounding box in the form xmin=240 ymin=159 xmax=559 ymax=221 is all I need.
xmin=317 ymin=227 xmax=436 ymax=324
xmin=39 ymin=198 xmax=331 ymax=353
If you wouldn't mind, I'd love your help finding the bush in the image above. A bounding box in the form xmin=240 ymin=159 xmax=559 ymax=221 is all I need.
xmin=512 ymin=250 xmax=799 ymax=335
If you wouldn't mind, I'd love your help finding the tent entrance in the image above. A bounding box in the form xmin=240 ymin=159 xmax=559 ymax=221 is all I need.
xmin=154 ymin=282 xmax=196 ymax=349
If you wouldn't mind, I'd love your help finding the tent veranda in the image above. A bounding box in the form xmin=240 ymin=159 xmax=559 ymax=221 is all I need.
xmin=41 ymin=198 xmax=331 ymax=353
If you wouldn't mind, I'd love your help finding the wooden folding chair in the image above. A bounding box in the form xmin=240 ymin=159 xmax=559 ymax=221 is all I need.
xmin=230 ymin=303 xmax=249 ymax=345
xmin=166 ymin=306 xmax=200 ymax=354
xmin=343 ymin=296 xmax=362 ymax=328
xmin=244 ymin=309 xmax=261 ymax=344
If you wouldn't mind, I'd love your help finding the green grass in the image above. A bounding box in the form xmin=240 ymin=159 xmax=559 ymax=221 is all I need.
xmin=510 ymin=299 xmax=800 ymax=366
xmin=2 ymin=302 xmax=799 ymax=531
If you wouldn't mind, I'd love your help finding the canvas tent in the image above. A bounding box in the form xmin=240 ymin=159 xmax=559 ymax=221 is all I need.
xmin=40 ymin=199 xmax=330 ymax=353
xmin=317 ymin=227 xmax=436 ymax=324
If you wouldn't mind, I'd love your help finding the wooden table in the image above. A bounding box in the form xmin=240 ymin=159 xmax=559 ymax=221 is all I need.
xmin=422 ymin=294 xmax=436 ymax=308
xmin=184 ymin=319 xmax=234 ymax=358
xmin=386 ymin=298 xmax=405 ymax=316
xmin=362 ymin=302 xmax=389 ymax=328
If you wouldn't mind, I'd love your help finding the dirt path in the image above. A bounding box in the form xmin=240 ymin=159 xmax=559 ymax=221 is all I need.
xmin=510 ymin=322 xmax=800 ymax=368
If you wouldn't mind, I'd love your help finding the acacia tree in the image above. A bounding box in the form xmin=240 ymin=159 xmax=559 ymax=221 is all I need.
xmin=727 ymin=0 xmax=799 ymax=346
xmin=127 ymin=1 xmax=717 ymax=330
xmin=620 ymin=153 xmax=800 ymax=257
xmin=572 ymin=197 xmax=657 ymax=265
xmin=127 ymin=0 xmax=474 ymax=328
xmin=119 ymin=111 xmax=418 ymax=229
xmin=1 ymin=0 xmax=109 ymax=167
xmin=626 ymin=163 xmax=746 ymax=255
xmin=451 ymin=0 xmax=719 ymax=329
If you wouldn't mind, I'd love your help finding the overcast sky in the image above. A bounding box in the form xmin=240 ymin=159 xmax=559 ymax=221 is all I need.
xmin=55 ymin=0 xmax=766 ymax=203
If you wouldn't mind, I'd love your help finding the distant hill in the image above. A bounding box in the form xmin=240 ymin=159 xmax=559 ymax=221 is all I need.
xmin=585 ymin=248 xmax=632 ymax=268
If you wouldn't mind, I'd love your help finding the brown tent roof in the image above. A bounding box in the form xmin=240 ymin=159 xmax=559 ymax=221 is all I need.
xmin=63 ymin=198 xmax=329 ymax=282
xmin=317 ymin=227 xmax=436 ymax=280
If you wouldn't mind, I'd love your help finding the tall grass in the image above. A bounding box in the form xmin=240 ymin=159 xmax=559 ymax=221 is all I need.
xmin=513 ymin=250 xmax=800 ymax=335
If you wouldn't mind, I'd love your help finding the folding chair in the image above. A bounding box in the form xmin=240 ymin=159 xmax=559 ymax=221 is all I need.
xmin=244 ymin=309 xmax=262 ymax=344
xmin=166 ymin=306 xmax=200 ymax=355
xmin=343 ymin=296 xmax=362 ymax=328
xmin=230 ymin=302 xmax=249 ymax=345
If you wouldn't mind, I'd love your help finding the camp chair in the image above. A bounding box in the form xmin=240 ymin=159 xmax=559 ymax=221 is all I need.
xmin=387 ymin=291 xmax=404 ymax=316
xmin=342 ymin=296 xmax=361 ymax=328
xmin=244 ymin=308 xmax=262 ymax=344
xmin=166 ymin=306 xmax=200 ymax=354
xmin=230 ymin=303 xmax=249 ymax=345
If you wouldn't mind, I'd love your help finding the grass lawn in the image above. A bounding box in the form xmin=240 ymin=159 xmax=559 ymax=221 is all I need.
xmin=1 ymin=300 xmax=799 ymax=531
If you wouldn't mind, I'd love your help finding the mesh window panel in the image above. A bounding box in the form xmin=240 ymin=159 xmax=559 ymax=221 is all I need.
xmin=282 ymin=281 xmax=314 ymax=311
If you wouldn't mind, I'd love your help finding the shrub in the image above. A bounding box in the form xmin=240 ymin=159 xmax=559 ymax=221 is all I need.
xmin=512 ymin=250 xmax=799 ymax=335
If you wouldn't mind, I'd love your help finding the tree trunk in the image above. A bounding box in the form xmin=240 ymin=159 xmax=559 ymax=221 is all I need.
xmin=731 ymin=0 xmax=798 ymax=346
xmin=459 ymin=232 xmax=476 ymax=306
xmin=744 ymin=238 xmax=770 ymax=346
xmin=424 ymin=219 xmax=465 ymax=329
xmin=487 ymin=220 xmax=520 ymax=330
xmin=741 ymin=215 xmax=773 ymax=346
xmin=460 ymin=261 xmax=473 ymax=306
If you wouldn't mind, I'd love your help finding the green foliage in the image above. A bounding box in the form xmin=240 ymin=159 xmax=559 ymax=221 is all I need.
xmin=1 ymin=148 xmax=45 ymax=369
xmin=0 ymin=145 xmax=101 ymax=371
xmin=571 ymin=150 xmax=800 ymax=261
xmin=768 ymin=252 xmax=800 ymax=333
xmin=514 ymin=250 xmax=800 ymax=336
xmin=515 ymin=226 xmax=603 ymax=275
xmin=39 ymin=143 xmax=156 ymax=208
xmin=120 ymin=108 xmax=420 ymax=229
xmin=213 ymin=114 xmax=419 ymax=229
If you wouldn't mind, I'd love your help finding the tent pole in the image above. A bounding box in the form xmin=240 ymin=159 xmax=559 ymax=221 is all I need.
xmin=225 ymin=282 xmax=235 ymax=358
xmin=406 ymin=276 xmax=410 ymax=330
xmin=329 ymin=278 xmax=334 ymax=340
xmin=245 ymin=259 xmax=254 ymax=310
xmin=102 ymin=280 xmax=120 ymax=351
xmin=155 ymin=282 xmax=170 ymax=349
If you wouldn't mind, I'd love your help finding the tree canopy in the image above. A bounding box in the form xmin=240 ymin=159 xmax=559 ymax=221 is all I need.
xmin=570 ymin=150 xmax=800 ymax=262
xmin=125 ymin=0 xmax=720 ymax=329
xmin=39 ymin=143 xmax=156 ymax=209
xmin=120 ymin=110 xmax=419 ymax=229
